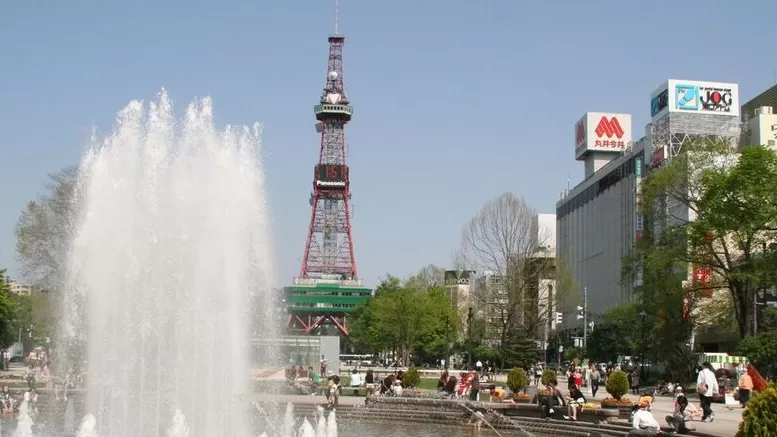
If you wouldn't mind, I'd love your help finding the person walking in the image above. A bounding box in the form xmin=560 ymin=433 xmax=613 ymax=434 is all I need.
xmin=590 ymin=366 xmax=601 ymax=397
xmin=696 ymin=362 xmax=719 ymax=422
xmin=737 ymin=369 xmax=753 ymax=408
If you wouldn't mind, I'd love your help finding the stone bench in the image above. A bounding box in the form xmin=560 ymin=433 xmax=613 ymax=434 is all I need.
xmin=489 ymin=401 xmax=619 ymax=424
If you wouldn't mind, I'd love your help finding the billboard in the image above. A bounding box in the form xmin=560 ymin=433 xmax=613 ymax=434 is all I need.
xmin=444 ymin=270 xmax=475 ymax=285
xmin=650 ymin=79 xmax=740 ymax=120
xmin=574 ymin=112 xmax=633 ymax=160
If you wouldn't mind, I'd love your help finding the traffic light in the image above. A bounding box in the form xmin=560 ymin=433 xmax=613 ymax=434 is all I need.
xmin=576 ymin=305 xmax=584 ymax=320
xmin=555 ymin=312 xmax=563 ymax=325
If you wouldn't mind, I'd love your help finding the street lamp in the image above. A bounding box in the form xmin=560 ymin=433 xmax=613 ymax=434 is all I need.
xmin=638 ymin=311 xmax=647 ymax=379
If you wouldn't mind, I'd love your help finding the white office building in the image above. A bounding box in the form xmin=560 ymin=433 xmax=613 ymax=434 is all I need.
xmin=556 ymin=79 xmax=742 ymax=328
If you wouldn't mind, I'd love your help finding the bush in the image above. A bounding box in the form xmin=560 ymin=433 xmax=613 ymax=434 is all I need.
xmin=507 ymin=368 xmax=528 ymax=394
xmin=606 ymin=370 xmax=629 ymax=400
xmin=402 ymin=367 xmax=421 ymax=388
xmin=738 ymin=383 xmax=777 ymax=437
xmin=540 ymin=370 xmax=557 ymax=387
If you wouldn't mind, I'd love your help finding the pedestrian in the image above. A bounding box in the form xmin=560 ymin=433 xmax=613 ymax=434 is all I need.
xmin=737 ymin=369 xmax=753 ymax=408
xmin=590 ymin=366 xmax=601 ymax=397
xmin=696 ymin=362 xmax=719 ymax=422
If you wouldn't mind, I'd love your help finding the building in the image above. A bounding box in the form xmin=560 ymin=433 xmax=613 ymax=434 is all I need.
xmin=8 ymin=282 xmax=33 ymax=296
xmin=557 ymin=112 xmax=644 ymax=327
xmin=741 ymin=84 xmax=777 ymax=148
xmin=742 ymin=106 xmax=777 ymax=148
xmin=556 ymin=79 xmax=742 ymax=329
xmin=251 ymin=335 xmax=340 ymax=372
xmin=741 ymin=83 xmax=777 ymax=123
xmin=532 ymin=213 xmax=558 ymax=350
xmin=444 ymin=269 xmax=475 ymax=339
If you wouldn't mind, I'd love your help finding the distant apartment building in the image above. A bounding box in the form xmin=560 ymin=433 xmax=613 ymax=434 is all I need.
xmin=741 ymin=83 xmax=777 ymax=149
xmin=742 ymin=106 xmax=777 ymax=148
xmin=8 ymin=282 xmax=33 ymax=296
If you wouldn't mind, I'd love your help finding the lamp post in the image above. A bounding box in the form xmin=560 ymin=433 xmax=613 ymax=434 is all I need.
xmin=638 ymin=311 xmax=647 ymax=379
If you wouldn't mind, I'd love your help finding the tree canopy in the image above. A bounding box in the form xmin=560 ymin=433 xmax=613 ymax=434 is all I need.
xmin=637 ymin=141 xmax=777 ymax=339
xmin=0 ymin=271 xmax=17 ymax=346
xmin=349 ymin=275 xmax=460 ymax=366
xmin=15 ymin=167 xmax=79 ymax=291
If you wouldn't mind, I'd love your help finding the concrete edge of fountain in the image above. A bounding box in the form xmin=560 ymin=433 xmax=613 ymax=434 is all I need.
xmin=252 ymin=395 xmax=724 ymax=437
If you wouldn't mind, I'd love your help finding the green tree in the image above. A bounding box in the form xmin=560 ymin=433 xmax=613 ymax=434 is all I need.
xmin=349 ymin=276 xmax=459 ymax=366
xmin=738 ymin=333 xmax=777 ymax=378
xmin=15 ymin=167 xmax=79 ymax=292
xmin=11 ymin=291 xmax=57 ymax=350
xmin=738 ymin=383 xmax=777 ymax=437
xmin=0 ymin=270 xmax=17 ymax=346
xmin=586 ymin=304 xmax=642 ymax=363
xmin=758 ymin=307 xmax=777 ymax=333
xmin=639 ymin=142 xmax=777 ymax=339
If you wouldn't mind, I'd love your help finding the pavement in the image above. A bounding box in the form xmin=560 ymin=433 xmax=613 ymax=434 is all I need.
xmin=257 ymin=386 xmax=743 ymax=437
xmin=568 ymin=384 xmax=743 ymax=437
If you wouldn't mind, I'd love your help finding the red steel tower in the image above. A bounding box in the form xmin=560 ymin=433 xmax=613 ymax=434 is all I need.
xmin=285 ymin=24 xmax=372 ymax=337
xmin=300 ymin=34 xmax=357 ymax=280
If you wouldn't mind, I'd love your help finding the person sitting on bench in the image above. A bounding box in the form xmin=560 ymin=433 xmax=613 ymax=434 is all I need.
xmin=630 ymin=400 xmax=660 ymax=436
xmin=349 ymin=369 xmax=362 ymax=387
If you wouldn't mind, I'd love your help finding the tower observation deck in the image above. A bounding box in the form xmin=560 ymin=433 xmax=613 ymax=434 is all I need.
xmin=285 ymin=32 xmax=371 ymax=336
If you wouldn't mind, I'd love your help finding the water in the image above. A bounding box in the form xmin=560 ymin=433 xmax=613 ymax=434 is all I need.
xmin=61 ymin=90 xmax=276 ymax=437
xmin=11 ymin=394 xmax=32 ymax=437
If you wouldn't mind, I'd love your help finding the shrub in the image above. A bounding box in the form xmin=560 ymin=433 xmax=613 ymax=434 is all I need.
xmin=507 ymin=368 xmax=528 ymax=394
xmin=403 ymin=367 xmax=421 ymax=388
xmin=540 ymin=370 xmax=557 ymax=387
xmin=738 ymin=383 xmax=777 ymax=437
xmin=606 ymin=370 xmax=629 ymax=400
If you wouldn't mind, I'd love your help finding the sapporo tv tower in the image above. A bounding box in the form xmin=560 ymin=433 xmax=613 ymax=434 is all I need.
xmin=285 ymin=1 xmax=372 ymax=337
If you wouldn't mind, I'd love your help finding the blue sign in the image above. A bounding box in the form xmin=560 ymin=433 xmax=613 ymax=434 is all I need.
xmin=651 ymin=89 xmax=668 ymax=117
xmin=676 ymin=84 xmax=699 ymax=111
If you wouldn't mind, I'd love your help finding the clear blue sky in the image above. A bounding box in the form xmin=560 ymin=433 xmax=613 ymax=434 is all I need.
xmin=1 ymin=0 xmax=776 ymax=288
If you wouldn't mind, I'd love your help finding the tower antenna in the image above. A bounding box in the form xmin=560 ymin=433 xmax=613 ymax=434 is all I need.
xmin=335 ymin=0 xmax=340 ymax=35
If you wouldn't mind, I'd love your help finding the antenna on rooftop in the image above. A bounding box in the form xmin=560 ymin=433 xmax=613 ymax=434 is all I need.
xmin=335 ymin=0 xmax=340 ymax=35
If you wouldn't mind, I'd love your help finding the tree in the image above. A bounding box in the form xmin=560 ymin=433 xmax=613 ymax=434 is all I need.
xmin=0 ymin=270 xmax=17 ymax=346
xmin=457 ymin=193 xmax=576 ymax=364
xmin=585 ymin=304 xmax=641 ymax=363
xmin=11 ymin=291 xmax=57 ymax=350
xmin=738 ymin=334 xmax=777 ymax=379
xmin=639 ymin=141 xmax=777 ymax=338
xmin=405 ymin=265 xmax=446 ymax=290
xmin=15 ymin=167 xmax=79 ymax=291
xmin=349 ymin=276 xmax=459 ymax=366
xmin=759 ymin=307 xmax=777 ymax=333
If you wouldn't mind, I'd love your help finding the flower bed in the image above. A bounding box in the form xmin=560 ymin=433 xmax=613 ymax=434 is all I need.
xmin=600 ymin=396 xmax=634 ymax=408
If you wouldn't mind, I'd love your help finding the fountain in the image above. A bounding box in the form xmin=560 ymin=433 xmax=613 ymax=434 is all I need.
xmin=61 ymin=90 xmax=276 ymax=437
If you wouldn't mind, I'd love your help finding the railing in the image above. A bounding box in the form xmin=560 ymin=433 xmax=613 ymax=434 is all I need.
xmin=293 ymin=277 xmax=364 ymax=287
xmin=313 ymin=104 xmax=353 ymax=116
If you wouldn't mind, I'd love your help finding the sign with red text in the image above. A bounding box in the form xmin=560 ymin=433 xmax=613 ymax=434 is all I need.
xmin=692 ymin=266 xmax=714 ymax=297
xmin=574 ymin=112 xmax=633 ymax=160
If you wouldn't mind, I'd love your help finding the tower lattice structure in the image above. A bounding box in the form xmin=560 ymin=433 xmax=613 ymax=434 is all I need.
xmin=300 ymin=34 xmax=357 ymax=280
